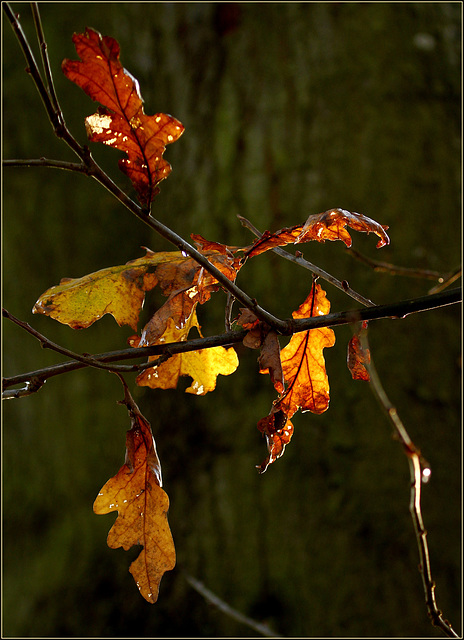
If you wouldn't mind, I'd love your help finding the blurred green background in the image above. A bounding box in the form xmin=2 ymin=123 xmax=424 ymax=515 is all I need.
xmin=2 ymin=2 xmax=461 ymax=637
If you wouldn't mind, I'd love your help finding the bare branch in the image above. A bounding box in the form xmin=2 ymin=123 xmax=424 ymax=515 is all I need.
xmin=346 ymin=246 xmax=445 ymax=282
xmin=238 ymin=215 xmax=376 ymax=307
xmin=360 ymin=329 xmax=459 ymax=638
xmin=184 ymin=573 xmax=282 ymax=638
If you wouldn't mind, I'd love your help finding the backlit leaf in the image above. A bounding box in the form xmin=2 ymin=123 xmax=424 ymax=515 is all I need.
xmin=347 ymin=321 xmax=371 ymax=381
xmin=62 ymin=27 xmax=184 ymax=205
xmin=93 ymin=384 xmax=175 ymax=603
xmin=136 ymin=312 xmax=239 ymax=395
xmin=257 ymin=283 xmax=335 ymax=471
xmin=276 ymin=283 xmax=336 ymax=418
xmin=32 ymin=248 xmax=239 ymax=334
xmin=244 ymin=208 xmax=390 ymax=259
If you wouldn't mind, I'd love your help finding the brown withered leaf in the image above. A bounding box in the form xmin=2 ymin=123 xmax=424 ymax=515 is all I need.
xmin=93 ymin=383 xmax=175 ymax=603
xmin=136 ymin=311 xmax=239 ymax=395
xmin=347 ymin=321 xmax=371 ymax=381
xmin=258 ymin=330 xmax=284 ymax=393
xmin=244 ymin=208 xmax=390 ymax=259
xmin=62 ymin=28 xmax=184 ymax=206
xmin=33 ymin=248 xmax=239 ymax=335
xmin=256 ymin=409 xmax=294 ymax=474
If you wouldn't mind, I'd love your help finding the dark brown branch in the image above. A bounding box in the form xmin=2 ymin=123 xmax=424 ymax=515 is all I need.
xmin=2 ymin=308 xmax=162 ymax=374
xmin=238 ymin=215 xmax=376 ymax=308
xmin=3 ymin=2 xmax=287 ymax=333
xmin=3 ymin=288 xmax=460 ymax=397
xmin=360 ymin=330 xmax=459 ymax=638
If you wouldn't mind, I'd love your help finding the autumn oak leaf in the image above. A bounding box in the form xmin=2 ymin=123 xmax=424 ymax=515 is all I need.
xmin=62 ymin=27 xmax=184 ymax=206
xmin=277 ymin=283 xmax=336 ymax=418
xmin=136 ymin=313 xmax=239 ymax=395
xmin=257 ymin=283 xmax=335 ymax=472
xmin=32 ymin=248 xmax=240 ymax=335
xmin=93 ymin=385 xmax=175 ymax=603
xmin=244 ymin=208 xmax=390 ymax=259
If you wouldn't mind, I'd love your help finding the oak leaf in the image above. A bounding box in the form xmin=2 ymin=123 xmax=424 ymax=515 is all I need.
xmin=136 ymin=311 xmax=239 ymax=395
xmin=257 ymin=283 xmax=335 ymax=472
xmin=62 ymin=27 xmax=184 ymax=206
xmin=32 ymin=248 xmax=239 ymax=337
xmin=93 ymin=384 xmax=175 ymax=603
xmin=244 ymin=208 xmax=390 ymax=259
xmin=256 ymin=410 xmax=294 ymax=474
xmin=276 ymin=283 xmax=336 ymax=418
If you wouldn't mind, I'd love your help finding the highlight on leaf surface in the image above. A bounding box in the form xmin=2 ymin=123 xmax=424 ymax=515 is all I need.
xmin=244 ymin=208 xmax=390 ymax=259
xmin=257 ymin=283 xmax=335 ymax=472
xmin=62 ymin=27 xmax=184 ymax=205
xmin=93 ymin=383 xmax=175 ymax=603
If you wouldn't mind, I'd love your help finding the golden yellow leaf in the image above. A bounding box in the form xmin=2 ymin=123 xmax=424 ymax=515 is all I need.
xmin=136 ymin=316 xmax=239 ymax=395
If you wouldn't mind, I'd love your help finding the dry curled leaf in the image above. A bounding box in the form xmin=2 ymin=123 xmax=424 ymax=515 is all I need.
xmin=62 ymin=27 xmax=184 ymax=205
xmin=93 ymin=384 xmax=175 ymax=603
xmin=347 ymin=321 xmax=371 ymax=381
xmin=256 ymin=409 xmax=294 ymax=474
xmin=244 ymin=208 xmax=390 ymax=259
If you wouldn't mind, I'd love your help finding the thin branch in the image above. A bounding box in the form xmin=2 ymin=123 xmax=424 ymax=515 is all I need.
xmin=2 ymin=308 xmax=162 ymax=374
xmin=3 ymin=288 xmax=460 ymax=397
xmin=346 ymin=246 xmax=445 ymax=282
xmin=360 ymin=330 xmax=459 ymax=638
xmin=428 ymin=267 xmax=461 ymax=295
xmin=3 ymin=157 xmax=88 ymax=173
xmin=31 ymin=1 xmax=63 ymax=121
xmin=184 ymin=573 xmax=282 ymax=638
xmin=238 ymin=215 xmax=376 ymax=308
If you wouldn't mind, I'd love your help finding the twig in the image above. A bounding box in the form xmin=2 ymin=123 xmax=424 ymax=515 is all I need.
xmin=3 ymin=288 xmax=460 ymax=398
xmin=238 ymin=215 xmax=376 ymax=308
xmin=184 ymin=573 xmax=282 ymax=637
xmin=346 ymin=246 xmax=445 ymax=282
xmin=428 ymin=267 xmax=461 ymax=295
xmin=360 ymin=330 xmax=459 ymax=638
xmin=2 ymin=308 xmax=153 ymax=374
xmin=3 ymin=157 xmax=89 ymax=173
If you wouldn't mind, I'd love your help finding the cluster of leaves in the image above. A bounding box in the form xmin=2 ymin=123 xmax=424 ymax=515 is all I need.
xmin=27 ymin=27 xmax=392 ymax=603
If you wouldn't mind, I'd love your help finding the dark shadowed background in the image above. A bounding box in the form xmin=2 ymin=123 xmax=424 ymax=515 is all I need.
xmin=2 ymin=2 xmax=461 ymax=637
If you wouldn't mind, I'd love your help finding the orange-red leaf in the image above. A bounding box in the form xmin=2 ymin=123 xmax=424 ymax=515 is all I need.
xmin=256 ymin=283 xmax=335 ymax=472
xmin=276 ymin=283 xmax=336 ymax=418
xmin=347 ymin=321 xmax=371 ymax=381
xmin=93 ymin=386 xmax=175 ymax=603
xmin=244 ymin=208 xmax=390 ymax=258
xmin=62 ymin=28 xmax=184 ymax=205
